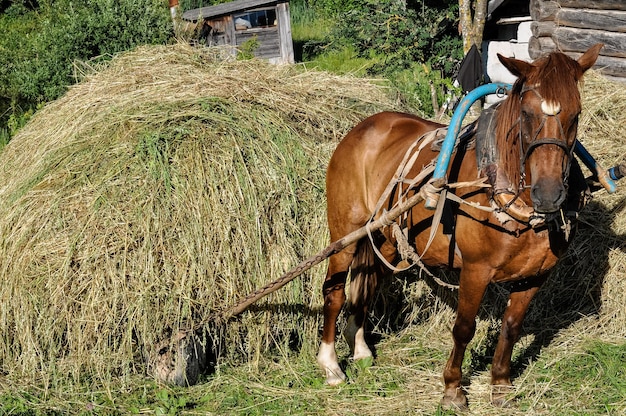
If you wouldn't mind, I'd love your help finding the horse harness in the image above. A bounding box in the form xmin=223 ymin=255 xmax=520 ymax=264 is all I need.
xmin=366 ymin=89 xmax=587 ymax=285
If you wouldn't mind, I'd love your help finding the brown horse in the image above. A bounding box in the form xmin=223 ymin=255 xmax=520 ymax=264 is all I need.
xmin=317 ymin=44 xmax=602 ymax=409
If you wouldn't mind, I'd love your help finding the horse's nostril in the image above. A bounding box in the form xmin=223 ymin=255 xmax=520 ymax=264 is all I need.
xmin=531 ymin=182 xmax=566 ymax=213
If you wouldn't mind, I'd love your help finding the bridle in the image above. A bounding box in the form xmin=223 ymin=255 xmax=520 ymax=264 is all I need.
xmin=516 ymin=84 xmax=576 ymax=193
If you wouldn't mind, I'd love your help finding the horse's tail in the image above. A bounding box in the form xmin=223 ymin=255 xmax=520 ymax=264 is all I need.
xmin=348 ymin=238 xmax=379 ymax=310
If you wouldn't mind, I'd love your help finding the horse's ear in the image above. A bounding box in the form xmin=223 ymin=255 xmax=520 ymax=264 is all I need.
xmin=577 ymin=43 xmax=603 ymax=74
xmin=498 ymin=54 xmax=534 ymax=79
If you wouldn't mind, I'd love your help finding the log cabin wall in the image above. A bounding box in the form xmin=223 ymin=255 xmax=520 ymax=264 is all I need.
xmin=529 ymin=0 xmax=626 ymax=83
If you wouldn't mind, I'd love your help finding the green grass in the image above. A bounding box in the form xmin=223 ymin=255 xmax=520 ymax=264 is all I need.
xmin=290 ymin=1 xmax=330 ymax=43
xmin=3 ymin=336 xmax=623 ymax=414
xmin=289 ymin=4 xmax=449 ymax=116
xmin=300 ymin=45 xmax=375 ymax=77
xmin=518 ymin=342 xmax=626 ymax=415
xmin=289 ymin=1 xmax=377 ymax=77
xmin=1 ymin=7 xmax=625 ymax=415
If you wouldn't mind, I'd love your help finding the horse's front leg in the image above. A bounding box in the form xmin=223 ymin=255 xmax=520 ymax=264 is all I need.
xmin=490 ymin=276 xmax=546 ymax=407
xmin=442 ymin=268 xmax=489 ymax=410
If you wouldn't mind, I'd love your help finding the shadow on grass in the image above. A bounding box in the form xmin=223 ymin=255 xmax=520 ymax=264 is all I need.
xmin=366 ymin=197 xmax=625 ymax=385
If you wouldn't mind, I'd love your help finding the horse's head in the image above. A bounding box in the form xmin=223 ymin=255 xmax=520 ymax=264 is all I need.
xmin=497 ymin=44 xmax=602 ymax=214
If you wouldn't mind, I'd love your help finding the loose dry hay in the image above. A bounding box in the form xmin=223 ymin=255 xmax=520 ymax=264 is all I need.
xmin=0 ymin=41 xmax=624 ymax=412
xmin=0 ymin=43 xmax=406 ymax=388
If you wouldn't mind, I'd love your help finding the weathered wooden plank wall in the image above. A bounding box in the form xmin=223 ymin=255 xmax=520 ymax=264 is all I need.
xmin=529 ymin=0 xmax=626 ymax=82
xmin=276 ymin=3 xmax=294 ymax=65
xmin=236 ymin=29 xmax=281 ymax=59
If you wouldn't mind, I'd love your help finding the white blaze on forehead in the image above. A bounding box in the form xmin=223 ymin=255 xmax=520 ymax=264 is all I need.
xmin=541 ymin=100 xmax=561 ymax=116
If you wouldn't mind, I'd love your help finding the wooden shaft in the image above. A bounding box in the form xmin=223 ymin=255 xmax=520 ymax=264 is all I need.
xmin=220 ymin=187 xmax=430 ymax=320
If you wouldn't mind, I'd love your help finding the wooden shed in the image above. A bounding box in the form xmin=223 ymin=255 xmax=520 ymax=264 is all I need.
xmin=529 ymin=0 xmax=626 ymax=83
xmin=182 ymin=0 xmax=294 ymax=65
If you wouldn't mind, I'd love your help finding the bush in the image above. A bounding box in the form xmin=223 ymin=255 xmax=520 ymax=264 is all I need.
xmin=388 ymin=62 xmax=458 ymax=116
xmin=0 ymin=0 xmax=173 ymax=143
xmin=179 ymin=0 xmax=230 ymax=10
xmin=327 ymin=0 xmax=461 ymax=76
xmin=307 ymin=0 xmax=359 ymax=18
xmin=316 ymin=0 xmax=462 ymax=115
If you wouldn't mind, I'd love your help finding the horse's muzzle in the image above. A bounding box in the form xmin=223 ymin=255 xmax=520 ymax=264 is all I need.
xmin=530 ymin=178 xmax=566 ymax=213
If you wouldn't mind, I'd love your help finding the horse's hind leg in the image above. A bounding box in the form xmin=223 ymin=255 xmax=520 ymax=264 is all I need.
xmin=344 ymin=239 xmax=381 ymax=362
xmin=317 ymin=246 xmax=354 ymax=385
xmin=317 ymin=236 xmax=385 ymax=385
xmin=344 ymin=313 xmax=372 ymax=363
xmin=490 ymin=276 xmax=545 ymax=407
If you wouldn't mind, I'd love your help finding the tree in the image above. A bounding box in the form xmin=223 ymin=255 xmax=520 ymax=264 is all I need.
xmin=458 ymin=0 xmax=488 ymax=53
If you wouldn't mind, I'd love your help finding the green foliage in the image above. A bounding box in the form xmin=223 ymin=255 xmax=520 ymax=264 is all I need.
xmin=0 ymin=106 xmax=35 ymax=151
xmin=304 ymin=45 xmax=372 ymax=76
xmin=295 ymin=0 xmax=462 ymax=115
xmin=526 ymin=342 xmax=626 ymax=414
xmin=388 ymin=62 xmax=459 ymax=115
xmin=290 ymin=0 xmax=330 ymax=42
xmin=0 ymin=0 xmax=173 ymax=143
xmin=237 ymin=36 xmax=260 ymax=60
xmin=179 ymin=0 xmax=231 ymax=11
xmin=327 ymin=0 xmax=462 ymax=77
xmin=307 ymin=0 xmax=359 ymax=18
xmin=2 ymin=340 xmax=625 ymax=414
xmin=290 ymin=0 xmax=319 ymax=27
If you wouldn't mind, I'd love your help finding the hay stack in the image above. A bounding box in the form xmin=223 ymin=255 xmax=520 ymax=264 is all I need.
xmin=0 ymin=43 xmax=406 ymax=386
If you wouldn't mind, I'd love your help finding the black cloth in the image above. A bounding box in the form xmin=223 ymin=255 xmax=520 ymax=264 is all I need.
xmin=456 ymin=44 xmax=483 ymax=93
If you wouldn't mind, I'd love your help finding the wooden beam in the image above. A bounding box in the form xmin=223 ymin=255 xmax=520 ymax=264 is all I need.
xmin=602 ymin=74 xmax=626 ymax=84
xmin=583 ymin=54 xmax=626 ymax=77
xmin=556 ymin=51 xmax=626 ymax=78
xmin=557 ymin=8 xmax=626 ymax=33
xmin=529 ymin=35 xmax=557 ymax=59
xmin=553 ymin=27 xmax=626 ymax=58
xmin=532 ymin=10 xmax=626 ymax=36
xmin=531 ymin=0 xmax=626 ymax=22
xmin=531 ymin=30 xmax=626 ymax=59
xmin=529 ymin=35 xmax=626 ymax=77
xmin=530 ymin=0 xmax=559 ymax=22
xmin=182 ymin=0 xmax=283 ymax=21
xmin=276 ymin=2 xmax=294 ymax=64
xmin=557 ymin=0 xmax=626 ymax=11
xmin=531 ymin=21 xmax=557 ymax=37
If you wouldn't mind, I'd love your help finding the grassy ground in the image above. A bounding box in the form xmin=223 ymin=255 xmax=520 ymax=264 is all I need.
xmin=290 ymin=2 xmax=374 ymax=78
xmin=2 ymin=321 xmax=624 ymax=414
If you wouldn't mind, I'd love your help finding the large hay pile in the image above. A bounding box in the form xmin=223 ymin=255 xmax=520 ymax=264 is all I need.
xmin=0 ymin=43 xmax=406 ymax=386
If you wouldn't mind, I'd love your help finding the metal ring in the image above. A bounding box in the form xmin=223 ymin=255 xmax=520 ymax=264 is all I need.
xmin=495 ymin=86 xmax=509 ymax=98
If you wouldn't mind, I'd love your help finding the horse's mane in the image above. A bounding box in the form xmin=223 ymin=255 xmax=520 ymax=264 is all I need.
xmin=494 ymin=52 xmax=584 ymax=189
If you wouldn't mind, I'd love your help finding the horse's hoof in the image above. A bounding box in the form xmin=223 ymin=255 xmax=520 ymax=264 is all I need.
xmin=441 ymin=388 xmax=468 ymax=411
xmin=325 ymin=368 xmax=346 ymax=386
xmin=491 ymin=385 xmax=516 ymax=408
